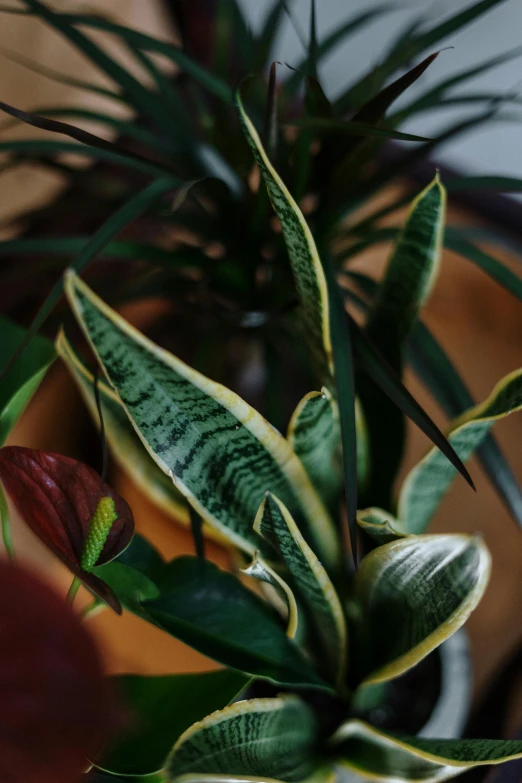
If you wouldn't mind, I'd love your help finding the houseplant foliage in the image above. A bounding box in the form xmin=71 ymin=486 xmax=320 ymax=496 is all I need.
xmin=2 ymin=1 xmax=522 ymax=781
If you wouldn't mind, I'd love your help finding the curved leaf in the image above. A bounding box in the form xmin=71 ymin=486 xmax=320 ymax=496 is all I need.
xmin=166 ymin=696 xmax=317 ymax=781
xmin=0 ymin=315 xmax=55 ymax=445
xmin=254 ymin=493 xmax=347 ymax=686
xmin=357 ymin=507 xmax=405 ymax=545
xmin=56 ymin=331 xmax=190 ymax=530
xmin=64 ymin=273 xmax=339 ymax=570
xmin=398 ymin=367 xmax=522 ymax=533
xmin=97 ymin=671 xmax=248 ymax=776
xmin=332 ymin=720 xmax=522 ymax=782
xmin=287 ymin=117 xmax=430 ymax=143
xmin=287 ymin=388 xmax=342 ymax=514
xmin=242 ymin=553 xmax=299 ymax=639
xmin=142 ymin=556 xmax=328 ymax=690
xmin=445 ymin=230 xmax=522 ymax=303
xmin=354 ymin=535 xmax=490 ymax=686
xmin=236 ymin=90 xmax=332 ymax=383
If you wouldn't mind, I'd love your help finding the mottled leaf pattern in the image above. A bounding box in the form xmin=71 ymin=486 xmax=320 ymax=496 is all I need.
xmin=236 ymin=91 xmax=332 ymax=383
xmin=399 ymin=367 xmax=522 ymax=532
xmin=332 ymin=720 xmax=522 ymax=782
xmin=354 ymin=535 xmax=490 ymax=685
xmin=64 ymin=273 xmax=338 ymax=569
xmin=254 ymin=493 xmax=347 ymax=686
xmin=287 ymin=388 xmax=342 ymax=514
xmin=166 ymin=697 xmax=317 ymax=782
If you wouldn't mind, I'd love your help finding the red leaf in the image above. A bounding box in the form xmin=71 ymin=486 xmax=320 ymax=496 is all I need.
xmin=0 ymin=560 xmax=120 ymax=783
xmin=0 ymin=447 xmax=134 ymax=612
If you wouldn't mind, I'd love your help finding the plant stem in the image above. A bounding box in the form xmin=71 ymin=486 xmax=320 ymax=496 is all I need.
xmin=0 ymin=482 xmax=15 ymax=560
xmin=66 ymin=576 xmax=82 ymax=607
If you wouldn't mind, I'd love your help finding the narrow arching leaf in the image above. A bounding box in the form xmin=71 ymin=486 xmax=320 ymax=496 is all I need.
xmin=353 ymin=535 xmax=490 ymax=686
xmin=398 ymin=367 xmax=522 ymax=533
xmin=254 ymin=493 xmax=347 ymax=686
xmin=287 ymin=388 xmax=342 ymax=514
xmin=166 ymin=696 xmax=317 ymax=781
xmin=350 ymin=318 xmax=474 ymax=494
xmin=142 ymin=557 xmax=327 ymax=690
xmin=445 ymin=230 xmax=522 ymax=302
xmin=0 ymin=447 xmax=134 ymax=612
xmin=236 ymin=89 xmax=332 ymax=383
xmin=0 ymin=316 xmax=55 ymax=445
xmin=242 ymin=552 xmax=299 ymax=638
xmin=1 ymin=177 xmax=180 ymax=386
xmin=287 ymin=117 xmax=429 ymax=142
xmin=56 ymin=331 xmax=190 ymax=529
xmin=97 ymin=671 xmax=248 ymax=776
xmin=65 ymin=273 xmax=338 ymax=569
xmin=332 ymin=720 xmax=522 ymax=782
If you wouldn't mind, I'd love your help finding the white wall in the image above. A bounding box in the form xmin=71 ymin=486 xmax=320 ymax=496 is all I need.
xmin=238 ymin=0 xmax=522 ymax=178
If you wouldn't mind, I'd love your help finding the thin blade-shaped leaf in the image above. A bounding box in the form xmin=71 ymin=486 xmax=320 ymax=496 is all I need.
xmin=353 ymin=535 xmax=490 ymax=686
xmin=350 ymin=317 xmax=474 ymax=492
xmin=142 ymin=557 xmax=328 ymax=690
xmin=236 ymin=88 xmax=333 ymax=383
xmin=398 ymin=367 xmax=522 ymax=532
xmin=332 ymin=720 xmax=522 ymax=782
xmin=64 ymin=274 xmax=339 ymax=569
xmin=97 ymin=671 xmax=247 ymax=776
xmin=166 ymin=696 xmax=317 ymax=781
xmin=287 ymin=387 xmax=342 ymax=515
xmin=56 ymin=331 xmax=190 ymax=531
xmin=445 ymin=230 xmax=522 ymax=302
xmin=254 ymin=493 xmax=347 ymax=686
xmin=0 ymin=316 xmax=55 ymax=445
xmin=287 ymin=117 xmax=430 ymax=142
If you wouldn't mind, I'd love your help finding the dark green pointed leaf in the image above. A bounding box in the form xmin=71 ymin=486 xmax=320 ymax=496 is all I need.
xmin=166 ymin=696 xmax=317 ymax=781
xmin=287 ymin=117 xmax=430 ymax=143
xmin=143 ymin=557 xmax=329 ymax=690
xmin=97 ymin=671 xmax=248 ymax=776
xmin=64 ymin=274 xmax=338 ymax=569
xmin=332 ymin=720 xmax=522 ymax=781
xmin=354 ymin=535 xmax=490 ymax=685
xmin=398 ymin=367 xmax=522 ymax=532
xmin=254 ymin=493 xmax=347 ymax=686
xmin=287 ymin=387 xmax=342 ymax=514
xmin=445 ymin=230 xmax=522 ymax=302
xmin=236 ymin=89 xmax=333 ymax=384
xmin=0 ymin=316 xmax=55 ymax=445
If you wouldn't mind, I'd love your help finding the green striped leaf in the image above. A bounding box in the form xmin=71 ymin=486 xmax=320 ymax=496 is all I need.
xmin=0 ymin=316 xmax=55 ymax=445
xmin=64 ymin=273 xmax=339 ymax=569
xmin=332 ymin=720 xmax=522 ymax=782
xmin=166 ymin=696 xmax=317 ymax=782
xmin=97 ymin=671 xmax=248 ymax=776
xmin=236 ymin=90 xmax=333 ymax=384
xmin=398 ymin=367 xmax=522 ymax=533
xmin=56 ymin=331 xmax=190 ymax=530
xmin=254 ymin=493 xmax=347 ymax=686
xmin=142 ymin=557 xmax=326 ymax=690
xmin=354 ymin=535 xmax=490 ymax=686
xmin=242 ymin=552 xmax=299 ymax=639
xmin=287 ymin=388 xmax=342 ymax=514
xmin=357 ymin=507 xmax=405 ymax=545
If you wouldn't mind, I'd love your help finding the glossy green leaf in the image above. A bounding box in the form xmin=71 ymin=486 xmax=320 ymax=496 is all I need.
xmin=166 ymin=696 xmax=317 ymax=781
xmin=56 ymin=331 xmax=190 ymax=528
xmin=398 ymin=367 xmax=522 ymax=533
xmin=445 ymin=230 xmax=522 ymax=302
xmin=332 ymin=720 xmax=522 ymax=782
xmin=142 ymin=557 xmax=328 ymax=690
xmin=236 ymin=90 xmax=333 ymax=384
xmin=354 ymin=534 xmax=490 ymax=686
xmin=97 ymin=671 xmax=248 ymax=776
xmin=254 ymin=493 xmax=347 ymax=686
xmin=0 ymin=316 xmax=55 ymax=445
xmin=64 ymin=273 xmax=338 ymax=569
xmin=287 ymin=388 xmax=342 ymax=514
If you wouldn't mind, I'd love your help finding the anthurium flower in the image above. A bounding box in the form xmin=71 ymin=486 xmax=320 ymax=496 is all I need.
xmin=0 ymin=559 xmax=120 ymax=783
xmin=0 ymin=446 xmax=134 ymax=613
